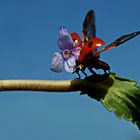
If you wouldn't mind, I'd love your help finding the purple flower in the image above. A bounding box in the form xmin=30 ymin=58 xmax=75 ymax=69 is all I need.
xmin=50 ymin=26 xmax=81 ymax=73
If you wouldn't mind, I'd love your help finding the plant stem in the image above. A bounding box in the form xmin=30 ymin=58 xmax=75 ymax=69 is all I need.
xmin=0 ymin=79 xmax=89 ymax=92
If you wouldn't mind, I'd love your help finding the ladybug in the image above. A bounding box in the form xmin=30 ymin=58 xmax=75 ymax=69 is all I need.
xmin=70 ymin=10 xmax=140 ymax=78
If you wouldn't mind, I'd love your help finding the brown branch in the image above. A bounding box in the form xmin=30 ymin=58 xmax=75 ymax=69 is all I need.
xmin=0 ymin=79 xmax=93 ymax=92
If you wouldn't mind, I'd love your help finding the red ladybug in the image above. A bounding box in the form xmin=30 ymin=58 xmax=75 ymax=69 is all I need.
xmin=71 ymin=10 xmax=140 ymax=78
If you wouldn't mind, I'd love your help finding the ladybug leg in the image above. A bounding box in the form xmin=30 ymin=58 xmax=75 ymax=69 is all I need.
xmin=81 ymin=69 xmax=87 ymax=78
xmin=88 ymin=67 xmax=98 ymax=76
xmin=104 ymin=70 xmax=107 ymax=74
xmin=76 ymin=71 xmax=81 ymax=79
xmin=103 ymin=69 xmax=110 ymax=75
xmin=73 ymin=69 xmax=81 ymax=79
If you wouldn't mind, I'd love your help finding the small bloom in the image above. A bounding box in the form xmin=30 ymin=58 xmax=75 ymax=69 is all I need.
xmin=50 ymin=26 xmax=81 ymax=73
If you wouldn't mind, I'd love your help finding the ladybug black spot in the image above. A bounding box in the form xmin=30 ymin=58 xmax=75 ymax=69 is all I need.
xmin=88 ymin=41 xmax=93 ymax=48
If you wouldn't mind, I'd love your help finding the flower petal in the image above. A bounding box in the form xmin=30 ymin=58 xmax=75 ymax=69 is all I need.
xmin=57 ymin=26 xmax=74 ymax=50
xmin=64 ymin=56 xmax=76 ymax=73
xmin=71 ymin=47 xmax=81 ymax=60
xmin=50 ymin=52 xmax=64 ymax=72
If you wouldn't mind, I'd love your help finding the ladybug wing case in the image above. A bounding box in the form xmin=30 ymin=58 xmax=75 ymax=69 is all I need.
xmin=79 ymin=38 xmax=105 ymax=62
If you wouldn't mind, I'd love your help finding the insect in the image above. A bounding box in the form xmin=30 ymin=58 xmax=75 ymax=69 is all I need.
xmin=70 ymin=10 xmax=140 ymax=78
xmin=50 ymin=10 xmax=140 ymax=78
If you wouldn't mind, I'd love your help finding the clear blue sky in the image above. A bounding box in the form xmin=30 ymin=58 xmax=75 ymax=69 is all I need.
xmin=0 ymin=0 xmax=140 ymax=139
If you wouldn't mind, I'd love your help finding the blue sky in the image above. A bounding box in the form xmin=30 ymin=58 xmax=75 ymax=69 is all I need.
xmin=0 ymin=0 xmax=140 ymax=139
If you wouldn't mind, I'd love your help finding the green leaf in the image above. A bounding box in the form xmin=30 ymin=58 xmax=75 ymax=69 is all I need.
xmin=82 ymin=73 xmax=140 ymax=129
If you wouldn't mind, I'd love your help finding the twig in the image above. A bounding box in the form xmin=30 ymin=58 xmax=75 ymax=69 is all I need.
xmin=0 ymin=79 xmax=93 ymax=92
